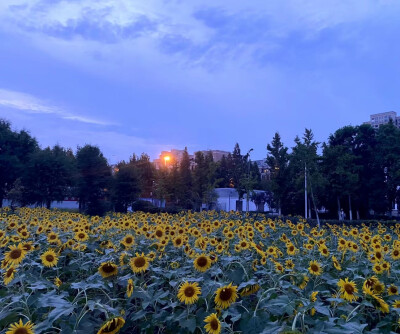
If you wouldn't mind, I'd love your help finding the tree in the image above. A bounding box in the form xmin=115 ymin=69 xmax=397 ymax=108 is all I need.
xmin=112 ymin=159 xmax=141 ymax=212
xmin=266 ymin=133 xmax=290 ymax=215
xmin=20 ymin=145 xmax=75 ymax=208
xmin=193 ymin=151 xmax=218 ymax=210
xmin=288 ymin=129 xmax=325 ymax=219
xmin=215 ymin=155 xmax=231 ymax=188
xmin=134 ymin=153 xmax=155 ymax=198
xmin=321 ymin=126 xmax=360 ymax=219
xmin=230 ymin=143 xmax=247 ymax=201
xmin=251 ymin=191 xmax=273 ymax=212
xmin=75 ymin=145 xmax=111 ymax=215
xmin=0 ymin=120 xmax=38 ymax=207
xmin=375 ymin=121 xmax=400 ymax=215
xmin=353 ymin=124 xmax=382 ymax=217
xmin=179 ymin=147 xmax=194 ymax=209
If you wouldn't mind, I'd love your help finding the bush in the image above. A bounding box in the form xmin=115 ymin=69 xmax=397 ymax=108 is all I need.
xmin=131 ymin=200 xmax=158 ymax=212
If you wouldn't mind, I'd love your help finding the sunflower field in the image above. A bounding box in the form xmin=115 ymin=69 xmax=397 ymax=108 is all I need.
xmin=1 ymin=207 xmax=400 ymax=334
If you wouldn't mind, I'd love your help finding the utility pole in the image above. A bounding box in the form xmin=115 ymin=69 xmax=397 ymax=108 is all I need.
xmin=305 ymin=163 xmax=307 ymax=219
xmin=246 ymin=148 xmax=253 ymax=213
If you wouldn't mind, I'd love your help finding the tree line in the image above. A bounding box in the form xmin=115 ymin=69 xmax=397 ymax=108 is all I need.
xmin=1 ymin=118 xmax=400 ymax=218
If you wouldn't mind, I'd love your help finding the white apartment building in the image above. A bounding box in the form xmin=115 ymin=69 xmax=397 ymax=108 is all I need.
xmin=364 ymin=111 xmax=400 ymax=129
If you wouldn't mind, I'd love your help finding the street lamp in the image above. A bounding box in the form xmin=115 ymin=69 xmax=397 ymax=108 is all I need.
xmin=164 ymin=156 xmax=170 ymax=167
xmin=246 ymin=148 xmax=254 ymax=213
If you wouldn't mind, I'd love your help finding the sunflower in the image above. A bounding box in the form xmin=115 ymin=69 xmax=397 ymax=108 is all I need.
xmin=172 ymin=236 xmax=184 ymax=248
xmin=193 ymin=255 xmax=212 ymax=272
xmin=363 ymin=276 xmax=379 ymax=295
xmin=22 ymin=242 xmax=34 ymax=253
xmin=214 ymin=283 xmax=238 ymax=309
xmin=121 ymin=235 xmax=135 ymax=248
xmin=332 ymin=255 xmax=342 ymax=271
xmin=75 ymin=231 xmax=89 ymax=242
xmin=4 ymin=243 xmax=26 ymax=266
xmin=204 ymin=313 xmax=221 ymax=334
xmin=285 ymin=259 xmax=295 ymax=270
xmin=130 ymin=253 xmax=149 ymax=273
xmin=239 ymin=284 xmax=260 ymax=297
xmin=308 ymin=260 xmax=322 ymax=276
xmin=382 ymin=261 xmax=390 ymax=272
xmin=98 ymin=262 xmax=118 ymax=278
xmin=177 ymin=281 xmax=201 ymax=304
xmin=54 ymin=277 xmax=62 ymax=288
xmin=310 ymin=291 xmax=318 ymax=302
xmin=3 ymin=266 xmax=16 ymax=285
xmin=299 ymin=275 xmax=309 ymax=290
xmin=337 ymin=278 xmax=358 ymax=302
xmin=373 ymin=281 xmax=385 ymax=295
xmin=372 ymin=295 xmax=389 ymax=313
xmin=274 ymin=262 xmax=284 ymax=273
xmin=40 ymin=250 xmax=59 ymax=267
xmin=319 ymin=245 xmax=330 ymax=257
xmin=126 ymin=279 xmax=134 ymax=297
xmin=391 ymin=248 xmax=400 ymax=260
xmin=5 ymin=319 xmax=35 ymax=334
xmin=97 ymin=317 xmax=125 ymax=334
xmin=372 ymin=263 xmax=384 ymax=275
xmin=388 ymin=285 xmax=399 ymax=296
xmin=47 ymin=232 xmax=59 ymax=244
xmin=392 ymin=300 xmax=400 ymax=308
xmin=239 ymin=240 xmax=250 ymax=250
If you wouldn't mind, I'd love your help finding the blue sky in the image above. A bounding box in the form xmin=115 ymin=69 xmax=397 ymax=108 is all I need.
xmin=1 ymin=0 xmax=400 ymax=163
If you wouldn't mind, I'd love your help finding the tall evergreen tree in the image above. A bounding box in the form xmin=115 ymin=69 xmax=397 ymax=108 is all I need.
xmin=112 ymin=159 xmax=141 ymax=212
xmin=266 ymin=133 xmax=290 ymax=215
xmin=19 ymin=145 xmax=76 ymax=208
xmin=288 ymin=129 xmax=325 ymax=218
xmin=215 ymin=155 xmax=231 ymax=188
xmin=134 ymin=153 xmax=155 ymax=198
xmin=76 ymin=145 xmax=111 ymax=215
xmin=321 ymin=126 xmax=360 ymax=219
xmin=375 ymin=121 xmax=400 ymax=215
xmin=179 ymin=147 xmax=194 ymax=209
xmin=0 ymin=120 xmax=38 ymax=207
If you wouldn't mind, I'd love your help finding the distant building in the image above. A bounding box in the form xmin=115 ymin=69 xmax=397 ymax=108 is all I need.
xmin=153 ymin=149 xmax=229 ymax=169
xmin=214 ymin=188 xmax=270 ymax=212
xmin=197 ymin=150 xmax=230 ymax=162
xmin=364 ymin=111 xmax=400 ymax=129
xmin=153 ymin=149 xmax=194 ymax=169
xmin=254 ymin=160 xmax=270 ymax=180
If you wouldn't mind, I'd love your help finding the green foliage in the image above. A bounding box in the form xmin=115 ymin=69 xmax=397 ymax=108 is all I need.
xmin=17 ymin=145 xmax=75 ymax=208
xmin=0 ymin=119 xmax=38 ymax=206
xmin=112 ymin=160 xmax=141 ymax=212
xmin=76 ymin=145 xmax=111 ymax=215
xmin=266 ymin=133 xmax=290 ymax=215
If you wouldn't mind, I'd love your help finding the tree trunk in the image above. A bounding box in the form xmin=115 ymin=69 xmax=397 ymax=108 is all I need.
xmin=308 ymin=198 xmax=312 ymax=219
xmin=337 ymin=196 xmax=341 ymax=220
xmin=348 ymin=195 xmax=353 ymax=221
xmin=309 ymin=178 xmax=320 ymax=228
xmin=356 ymin=210 xmax=360 ymax=220
xmin=46 ymin=200 xmax=51 ymax=210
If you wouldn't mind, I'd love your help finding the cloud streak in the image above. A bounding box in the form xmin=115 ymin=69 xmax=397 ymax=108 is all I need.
xmin=0 ymin=88 xmax=114 ymax=126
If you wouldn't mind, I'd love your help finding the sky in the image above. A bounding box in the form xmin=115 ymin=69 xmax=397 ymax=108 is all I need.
xmin=1 ymin=0 xmax=400 ymax=163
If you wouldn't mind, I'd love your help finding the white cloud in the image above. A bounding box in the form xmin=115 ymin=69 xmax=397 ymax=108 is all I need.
xmin=0 ymin=88 xmax=114 ymax=126
xmin=0 ymin=0 xmax=398 ymax=77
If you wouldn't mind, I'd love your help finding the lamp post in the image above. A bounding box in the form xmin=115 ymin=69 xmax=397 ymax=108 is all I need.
xmin=164 ymin=156 xmax=170 ymax=167
xmin=246 ymin=148 xmax=254 ymax=213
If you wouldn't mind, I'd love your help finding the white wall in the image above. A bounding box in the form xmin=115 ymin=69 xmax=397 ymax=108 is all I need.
xmin=214 ymin=188 xmax=269 ymax=212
